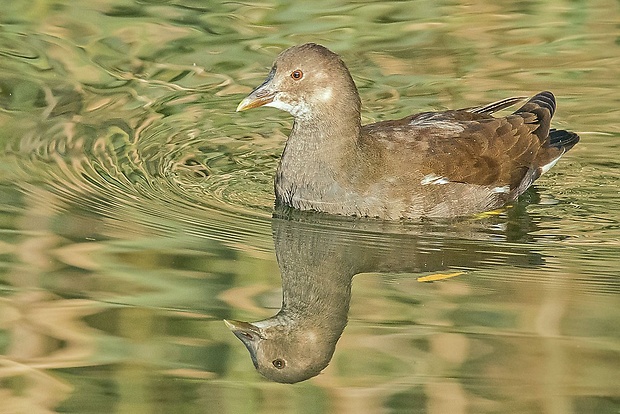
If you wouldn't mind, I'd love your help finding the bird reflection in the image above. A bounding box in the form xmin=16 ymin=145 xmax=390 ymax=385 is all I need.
xmin=226 ymin=208 xmax=542 ymax=383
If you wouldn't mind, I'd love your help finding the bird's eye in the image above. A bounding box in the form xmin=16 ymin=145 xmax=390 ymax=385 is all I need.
xmin=291 ymin=70 xmax=303 ymax=80
xmin=272 ymin=359 xmax=286 ymax=369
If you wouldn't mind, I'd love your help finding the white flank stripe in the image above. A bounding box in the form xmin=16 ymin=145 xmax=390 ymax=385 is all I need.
xmin=421 ymin=174 xmax=450 ymax=185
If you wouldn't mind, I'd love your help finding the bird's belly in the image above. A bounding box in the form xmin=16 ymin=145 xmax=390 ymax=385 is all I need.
xmin=275 ymin=174 xmax=510 ymax=219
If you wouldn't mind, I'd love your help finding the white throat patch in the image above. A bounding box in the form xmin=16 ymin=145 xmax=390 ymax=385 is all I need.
xmin=265 ymin=96 xmax=311 ymax=118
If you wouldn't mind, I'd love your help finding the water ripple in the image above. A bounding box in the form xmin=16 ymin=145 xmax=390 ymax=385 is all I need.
xmin=3 ymin=82 xmax=276 ymax=254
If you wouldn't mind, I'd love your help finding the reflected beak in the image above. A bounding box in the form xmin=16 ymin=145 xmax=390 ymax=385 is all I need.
xmin=224 ymin=319 xmax=263 ymax=368
xmin=224 ymin=319 xmax=263 ymax=341
xmin=236 ymin=68 xmax=277 ymax=112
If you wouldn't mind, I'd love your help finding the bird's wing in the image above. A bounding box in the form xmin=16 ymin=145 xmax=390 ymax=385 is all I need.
xmin=361 ymin=107 xmax=553 ymax=191
xmin=411 ymin=111 xmax=545 ymax=188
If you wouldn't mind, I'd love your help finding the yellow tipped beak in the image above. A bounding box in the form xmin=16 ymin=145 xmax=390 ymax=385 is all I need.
xmin=224 ymin=319 xmax=262 ymax=336
xmin=236 ymin=67 xmax=277 ymax=112
xmin=236 ymin=92 xmax=275 ymax=112
xmin=224 ymin=319 xmax=264 ymax=347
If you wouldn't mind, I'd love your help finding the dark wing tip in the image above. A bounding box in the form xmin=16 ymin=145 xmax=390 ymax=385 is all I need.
xmin=514 ymin=91 xmax=557 ymax=141
xmin=468 ymin=96 xmax=527 ymax=115
xmin=528 ymin=91 xmax=556 ymax=118
xmin=515 ymin=91 xmax=556 ymax=117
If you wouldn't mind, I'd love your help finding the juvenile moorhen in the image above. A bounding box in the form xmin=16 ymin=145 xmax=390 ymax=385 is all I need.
xmin=237 ymin=43 xmax=579 ymax=219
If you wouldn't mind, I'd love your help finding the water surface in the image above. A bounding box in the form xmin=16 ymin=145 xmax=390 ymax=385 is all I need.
xmin=0 ymin=1 xmax=619 ymax=413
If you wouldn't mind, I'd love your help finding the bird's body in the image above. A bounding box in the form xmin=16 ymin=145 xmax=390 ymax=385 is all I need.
xmin=237 ymin=43 xmax=579 ymax=219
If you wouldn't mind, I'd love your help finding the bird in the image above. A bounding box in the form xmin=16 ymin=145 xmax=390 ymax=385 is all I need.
xmin=236 ymin=43 xmax=579 ymax=220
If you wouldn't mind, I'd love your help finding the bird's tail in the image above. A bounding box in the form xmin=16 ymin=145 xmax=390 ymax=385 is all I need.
xmin=548 ymin=128 xmax=580 ymax=152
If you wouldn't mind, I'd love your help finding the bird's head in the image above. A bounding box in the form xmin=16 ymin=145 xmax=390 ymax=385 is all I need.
xmin=225 ymin=318 xmax=337 ymax=383
xmin=236 ymin=43 xmax=360 ymax=121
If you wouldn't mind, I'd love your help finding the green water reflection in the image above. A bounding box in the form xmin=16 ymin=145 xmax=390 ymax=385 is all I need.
xmin=0 ymin=0 xmax=619 ymax=413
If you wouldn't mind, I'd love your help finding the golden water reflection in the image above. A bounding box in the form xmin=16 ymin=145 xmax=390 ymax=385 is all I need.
xmin=0 ymin=0 xmax=619 ymax=413
xmin=1 ymin=188 xmax=617 ymax=412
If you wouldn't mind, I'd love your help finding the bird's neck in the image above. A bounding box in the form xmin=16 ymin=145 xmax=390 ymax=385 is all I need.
xmin=282 ymin=267 xmax=352 ymax=318
xmin=269 ymin=222 xmax=356 ymax=335
xmin=289 ymin=105 xmax=361 ymax=160
xmin=250 ymin=264 xmax=352 ymax=347
xmin=276 ymin=107 xmax=363 ymax=208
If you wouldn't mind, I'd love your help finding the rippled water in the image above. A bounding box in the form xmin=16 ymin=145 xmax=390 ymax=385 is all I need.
xmin=1 ymin=1 xmax=619 ymax=413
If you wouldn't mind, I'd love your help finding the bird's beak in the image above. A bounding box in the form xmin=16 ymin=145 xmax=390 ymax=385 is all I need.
xmin=225 ymin=319 xmax=263 ymax=368
xmin=224 ymin=319 xmax=263 ymax=341
xmin=236 ymin=68 xmax=277 ymax=112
